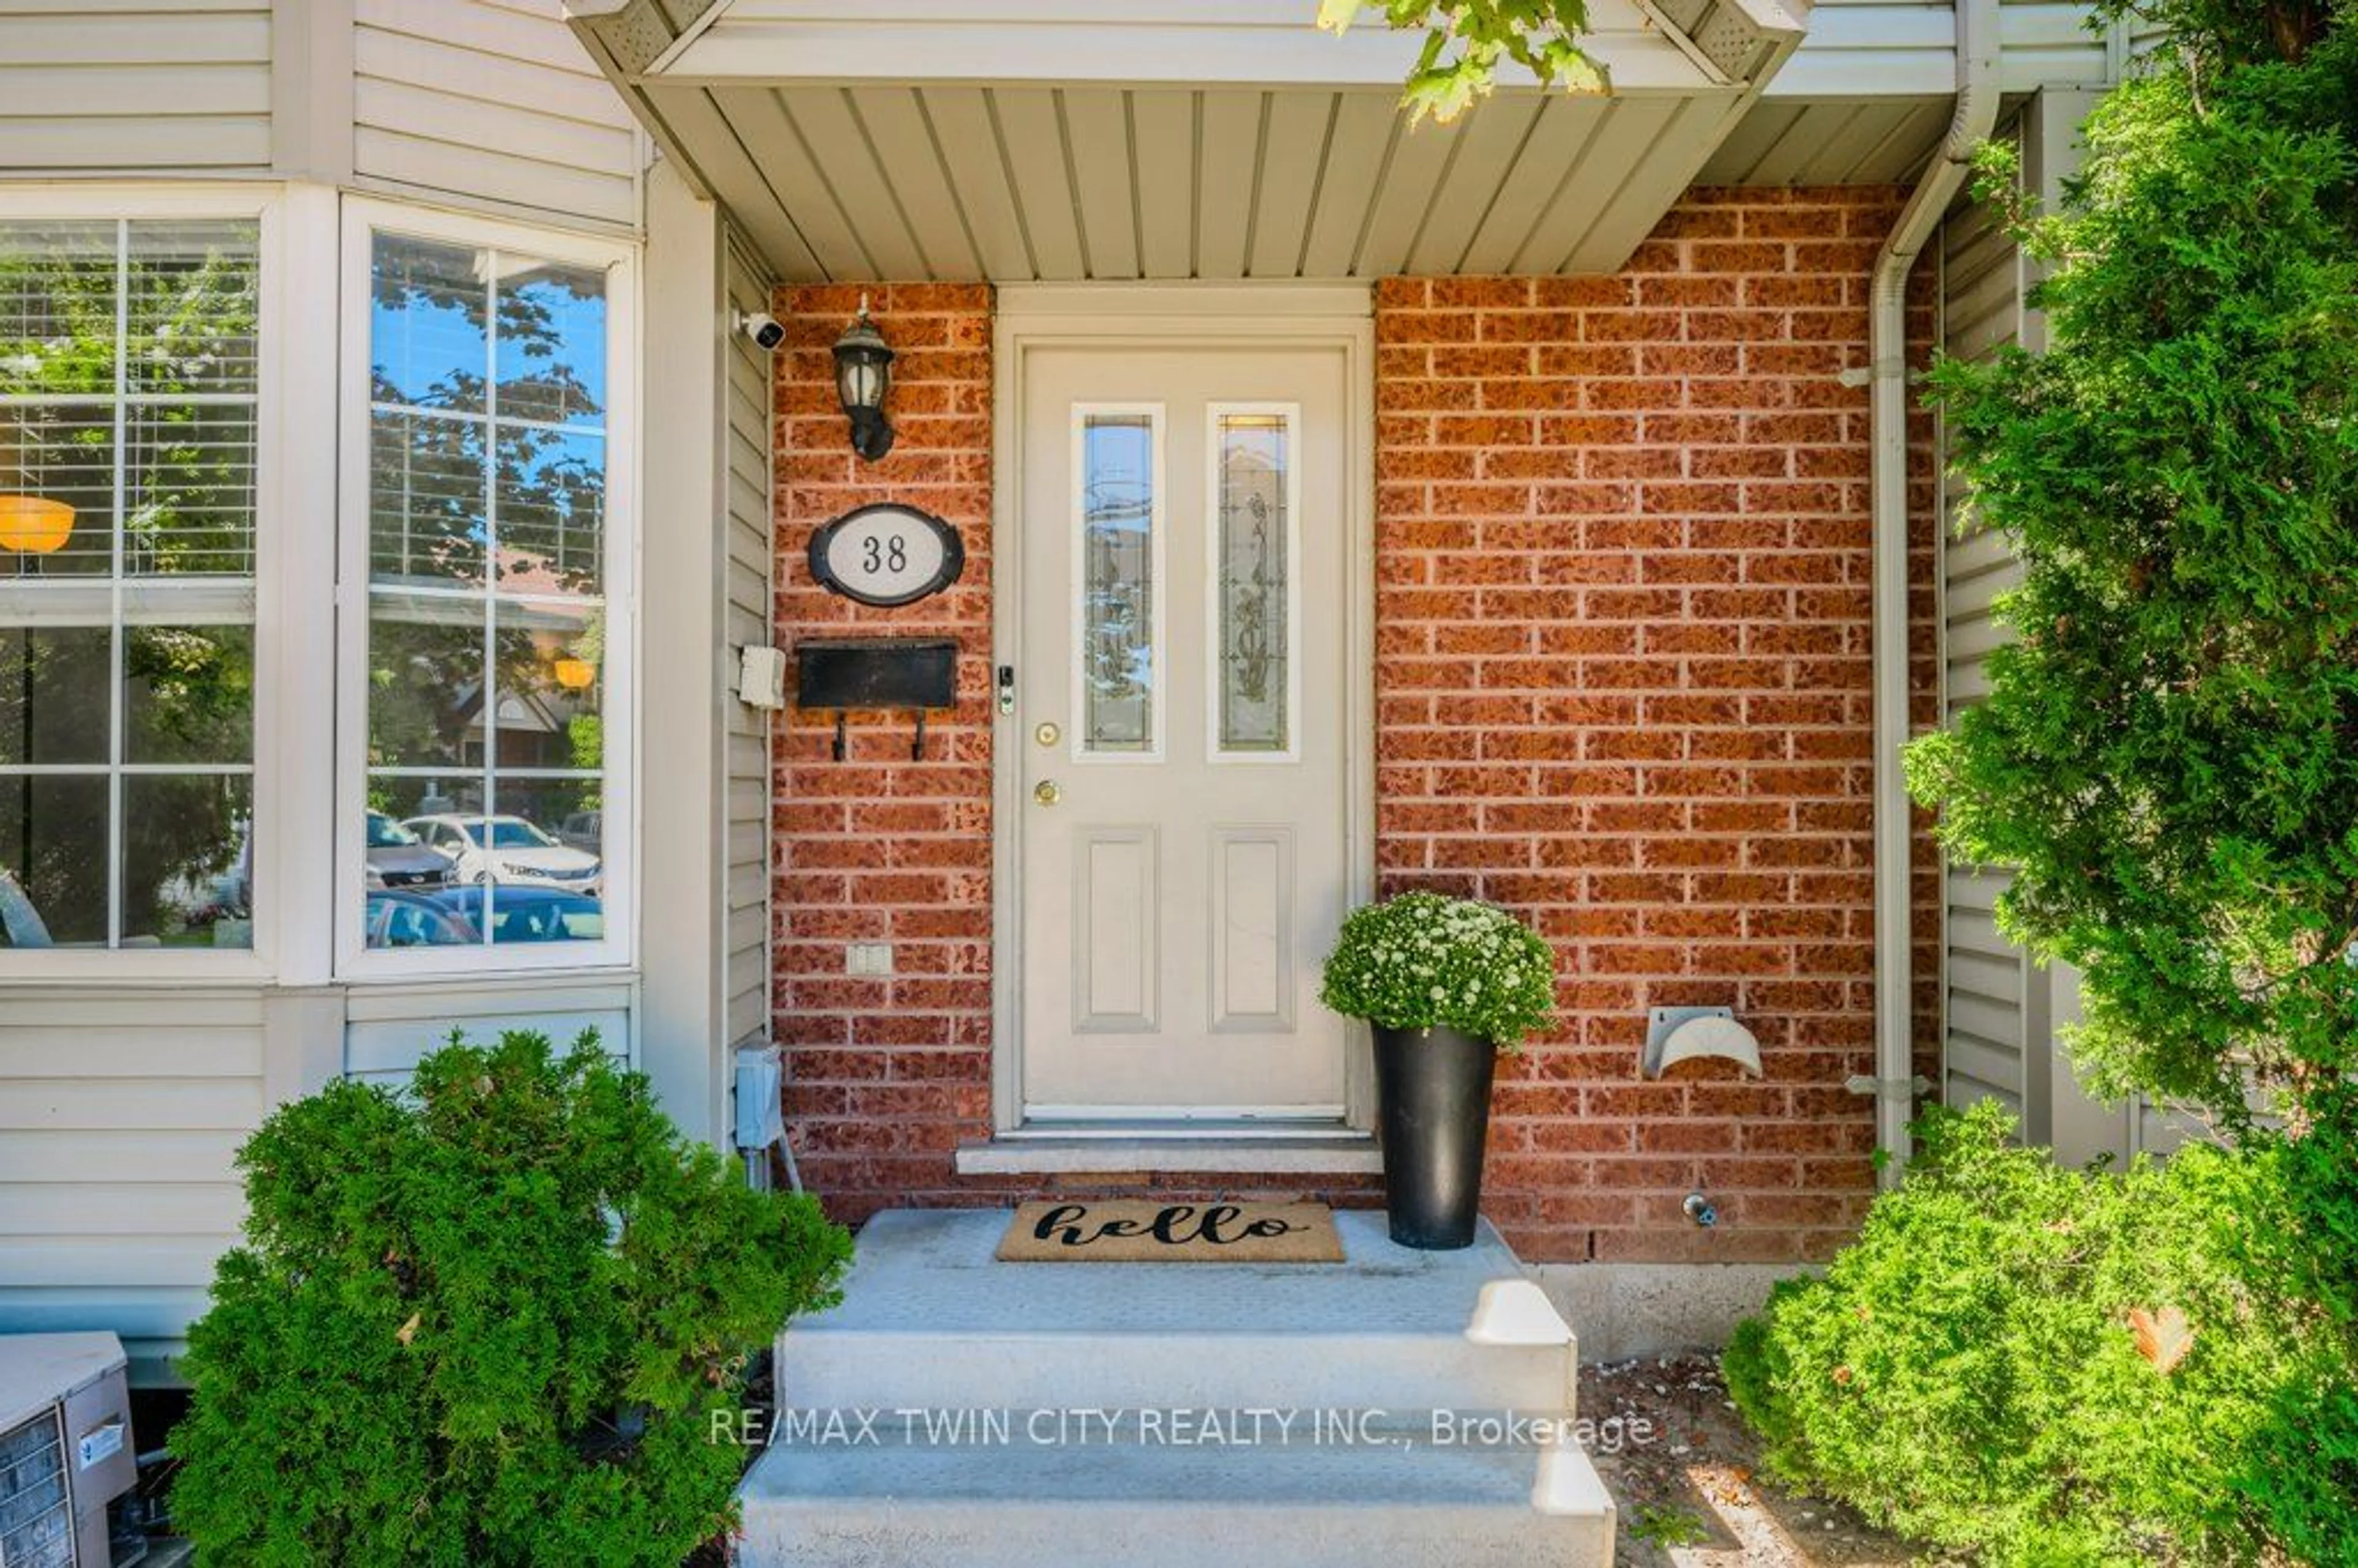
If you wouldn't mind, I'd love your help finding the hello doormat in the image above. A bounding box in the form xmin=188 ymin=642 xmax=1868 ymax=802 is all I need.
xmin=995 ymin=1201 xmax=1345 ymax=1263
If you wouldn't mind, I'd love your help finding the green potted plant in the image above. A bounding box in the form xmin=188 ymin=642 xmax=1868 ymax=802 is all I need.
xmin=1320 ymin=891 xmax=1555 ymax=1248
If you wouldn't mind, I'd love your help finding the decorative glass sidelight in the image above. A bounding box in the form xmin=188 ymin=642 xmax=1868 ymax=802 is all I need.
xmin=1212 ymin=407 xmax=1293 ymax=756
xmin=1076 ymin=408 xmax=1159 ymax=755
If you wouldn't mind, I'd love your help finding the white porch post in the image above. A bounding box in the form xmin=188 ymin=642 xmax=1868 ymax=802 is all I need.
xmin=637 ymin=155 xmax=733 ymax=1146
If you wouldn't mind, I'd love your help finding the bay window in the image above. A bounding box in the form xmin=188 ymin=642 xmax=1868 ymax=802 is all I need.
xmin=344 ymin=207 xmax=632 ymax=968
xmin=0 ymin=217 xmax=260 ymax=953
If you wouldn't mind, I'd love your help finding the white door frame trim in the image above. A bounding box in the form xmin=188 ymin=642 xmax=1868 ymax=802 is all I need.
xmin=989 ymin=282 xmax=1378 ymax=1136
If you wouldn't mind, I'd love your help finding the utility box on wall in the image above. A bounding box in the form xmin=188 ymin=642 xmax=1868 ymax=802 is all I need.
xmin=0 ymin=1333 xmax=136 ymax=1567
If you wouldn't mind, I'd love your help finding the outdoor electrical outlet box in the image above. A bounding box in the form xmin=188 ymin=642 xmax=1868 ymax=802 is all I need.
xmin=0 ymin=1331 xmax=135 ymax=1567
xmin=733 ymin=1046 xmax=785 ymax=1153
xmin=737 ymin=645 xmax=788 ymax=710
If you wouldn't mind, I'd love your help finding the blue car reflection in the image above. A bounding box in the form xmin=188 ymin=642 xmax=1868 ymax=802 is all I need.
xmin=364 ymin=885 xmax=605 ymax=948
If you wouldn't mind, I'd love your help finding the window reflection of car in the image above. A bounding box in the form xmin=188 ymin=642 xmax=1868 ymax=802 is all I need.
xmin=364 ymin=888 xmax=477 ymax=949
xmin=400 ymin=813 xmax=601 ymax=894
xmin=556 ymin=810 xmax=601 ymax=853
xmin=366 ymin=810 xmax=457 ymax=890
xmin=429 ymin=886 xmax=604 ymax=944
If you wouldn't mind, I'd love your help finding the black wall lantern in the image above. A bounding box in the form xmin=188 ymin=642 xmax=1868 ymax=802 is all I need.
xmin=831 ymin=295 xmax=895 ymax=462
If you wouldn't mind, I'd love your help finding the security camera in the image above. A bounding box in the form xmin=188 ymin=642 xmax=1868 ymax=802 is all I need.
xmin=737 ymin=311 xmax=785 ymax=352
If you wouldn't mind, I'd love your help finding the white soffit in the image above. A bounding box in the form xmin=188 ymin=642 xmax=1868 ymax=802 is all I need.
xmin=1697 ymin=96 xmax=1953 ymax=186
xmin=568 ymin=0 xmax=1831 ymax=281
xmin=654 ymin=84 xmax=1761 ymax=282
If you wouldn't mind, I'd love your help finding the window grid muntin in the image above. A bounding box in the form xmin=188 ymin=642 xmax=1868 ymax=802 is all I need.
xmin=362 ymin=231 xmax=607 ymax=952
xmin=0 ymin=215 xmax=260 ymax=951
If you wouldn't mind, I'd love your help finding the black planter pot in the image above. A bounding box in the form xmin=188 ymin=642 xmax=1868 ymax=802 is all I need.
xmin=1371 ymin=1023 xmax=1498 ymax=1249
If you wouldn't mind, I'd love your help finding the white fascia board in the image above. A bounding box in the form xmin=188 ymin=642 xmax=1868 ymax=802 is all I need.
xmin=658 ymin=2 xmax=1722 ymax=92
xmin=1766 ymin=2 xmax=2112 ymax=99
xmin=1766 ymin=49 xmax=1959 ymax=96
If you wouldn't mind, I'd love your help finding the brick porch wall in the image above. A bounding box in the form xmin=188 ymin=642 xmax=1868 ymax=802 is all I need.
xmin=769 ymin=284 xmax=1002 ymax=1209
xmin=772 ymin=189 xmax=1942 ymax=1263
xmin=1371 ymin=188 xmax=1942 ymax=1262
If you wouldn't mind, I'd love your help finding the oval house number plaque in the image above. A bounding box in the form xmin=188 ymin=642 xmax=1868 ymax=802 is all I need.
xmin=808 ymin=503 xmax=964 ymax=608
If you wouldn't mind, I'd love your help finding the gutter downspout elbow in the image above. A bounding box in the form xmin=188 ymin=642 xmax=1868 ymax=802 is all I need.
xmin=1866 ymin=0 xmax=1999 ymax=1188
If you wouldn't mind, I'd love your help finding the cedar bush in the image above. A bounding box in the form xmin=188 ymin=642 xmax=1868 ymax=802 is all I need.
xmin=169 ymin=1030 xmax=852 ymax=1567
xmin=1726 ymin=1103 xmax=2322 ymax=1567
xmin=1905 ymin=1 xmax=2358 ymax=1120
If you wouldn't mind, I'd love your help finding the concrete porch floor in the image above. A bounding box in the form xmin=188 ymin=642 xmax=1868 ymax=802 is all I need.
xmin=736 ymin=1209 xmax=1616 ymax=1567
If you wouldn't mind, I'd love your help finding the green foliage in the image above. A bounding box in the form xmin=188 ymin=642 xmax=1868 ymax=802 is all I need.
xmin=1724 ymin=1103 xmax=2337 ymax=1567
xmin=1627 ymin=1504 xmax=1709 ymax=1549
xmin=1893 ymin=11 xmax=2358 ymax=1552
xmin=1315 ymin=1 xmax=1605 ymax=123
xmin=1909 ymin=10 xmax=2358 ymax=1118
xmin=1318 ymin=890 xmax=1555 ymax=1045
xmin=2093 ymin=1 xmax=2335 ymax=68
xmin=170 ymin=1031 xmax=852 ymax=1567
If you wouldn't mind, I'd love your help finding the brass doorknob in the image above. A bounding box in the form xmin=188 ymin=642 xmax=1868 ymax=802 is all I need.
xmin=1033 ymin=780 xmax=1062 ymax=806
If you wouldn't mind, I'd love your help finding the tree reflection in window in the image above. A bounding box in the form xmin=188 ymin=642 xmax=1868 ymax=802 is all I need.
xmin=1080 ymin=413 xmax=1155 ymax=754
xmin=0 ymin=218 xmax=259 ymax=950
xmin=1215 ymin=411 xmax=1290 ymax=755
xmin=363 ymin=233 xmax=610 ymax=949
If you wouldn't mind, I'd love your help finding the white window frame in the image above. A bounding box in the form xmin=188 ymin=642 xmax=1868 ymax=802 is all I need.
xmin=1068 ymin=401 xmax=1166 ymax=765
xmin=332 ymin=197 xmax=638 ymax=979
xmin=0 ymin=184 xmax=282 ymax=984
xmin=1202 ymin=400 xmax=1302 ymax=766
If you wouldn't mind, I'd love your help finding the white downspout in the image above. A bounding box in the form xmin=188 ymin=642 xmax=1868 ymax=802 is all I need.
xmin=1862 ymin=0 xmax=1999 ymax=1188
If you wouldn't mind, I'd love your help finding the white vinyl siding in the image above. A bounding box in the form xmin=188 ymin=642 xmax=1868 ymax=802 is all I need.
xmin=0 ymin=3 xmax=273 ymax=176
xmin=1934 ymin=88 xmax=2180 ymax=1166
xmin=0 ymin=992 xmax=265 ymax=1386
xmin=1937 ymin=110 xmax=2038 ymax=1125
xmin=340 ymin=977 xmax=634 ymax=1084
xmin=722 ymin=228 xmax=773 ymax=1049
xmin=352 ymin=0 xmax=643 ymax=230
xmin=1772 ymin=2 xmax=2125 ymax=98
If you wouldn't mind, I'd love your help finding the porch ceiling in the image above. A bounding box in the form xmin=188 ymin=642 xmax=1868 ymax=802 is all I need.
xmin=567 ymin=1 xmax=1823 ymax=282
xmin=1698 ymin=96 xmax=1952 ymax=186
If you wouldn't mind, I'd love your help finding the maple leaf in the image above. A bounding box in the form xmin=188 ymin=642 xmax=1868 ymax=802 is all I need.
xmin=2128 ymin=1304 xmax=2195 ymax=1374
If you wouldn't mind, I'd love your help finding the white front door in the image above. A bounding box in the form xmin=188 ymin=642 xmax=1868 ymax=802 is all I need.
xmin=1016 ymin=342 xmax=1353 ymax=1121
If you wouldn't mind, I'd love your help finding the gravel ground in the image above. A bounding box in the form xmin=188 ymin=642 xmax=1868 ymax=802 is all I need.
xmin=1580 ymin=1354 xmax=1953 ymax=1568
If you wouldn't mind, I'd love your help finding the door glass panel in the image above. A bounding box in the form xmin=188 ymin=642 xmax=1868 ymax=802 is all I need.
xmin=1213 ymin=408 xmax=1291 ymax=755
xmin=1077 ymin=409 xmax=1158 ymax=755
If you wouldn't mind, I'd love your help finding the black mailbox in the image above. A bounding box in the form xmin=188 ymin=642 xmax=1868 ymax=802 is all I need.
xmin=795 ymin=637 xmax=957 ymax=759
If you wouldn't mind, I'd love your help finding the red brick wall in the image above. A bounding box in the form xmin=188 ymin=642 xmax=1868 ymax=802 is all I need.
xmin=772 ymin=190 xmax=1943 ymax=1262
xmin=770 ymin=284 xmax=1000 ymax=1209
xmin=1372 ymin=187 xmax=1941 ymax=1263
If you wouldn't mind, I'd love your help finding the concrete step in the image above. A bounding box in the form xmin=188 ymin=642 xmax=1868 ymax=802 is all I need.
xmin=774 ymin=1209 xmax=1578 ymax=1416
xmin=737 ymin=1430 xmax=1615 ymax=1568
xmin=741 ymin=1207 xmax=1614 ymax=1568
